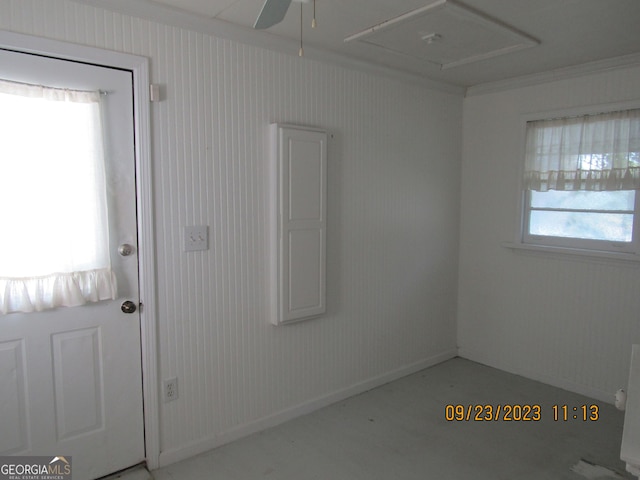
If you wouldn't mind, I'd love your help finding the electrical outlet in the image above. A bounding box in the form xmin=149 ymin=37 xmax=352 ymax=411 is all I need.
xmin=184 ymin=225 xmax=208 ymax=252
xmin=164 ymin=377 xmax=179 ymax=403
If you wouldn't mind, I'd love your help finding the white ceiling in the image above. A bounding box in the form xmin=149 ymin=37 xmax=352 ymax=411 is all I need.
xmin=118 ymin=0 xmax=640 ymax=88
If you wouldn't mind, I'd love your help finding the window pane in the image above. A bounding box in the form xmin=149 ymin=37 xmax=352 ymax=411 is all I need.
xmin=530 ymin=190 xmax=635 ymax=211
xmin=529 ymin=211 xmax=633 ymax=242
xmin=0 ymin=81 xmax=116 ymax=314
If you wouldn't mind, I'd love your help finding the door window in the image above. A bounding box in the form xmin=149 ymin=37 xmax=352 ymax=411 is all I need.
xmin=0 ymin=79 xmax=116 ymax=314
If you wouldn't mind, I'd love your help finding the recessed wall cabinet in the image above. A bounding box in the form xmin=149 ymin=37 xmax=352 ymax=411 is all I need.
xmin=269 ymin=124 xmax=327 ymax=326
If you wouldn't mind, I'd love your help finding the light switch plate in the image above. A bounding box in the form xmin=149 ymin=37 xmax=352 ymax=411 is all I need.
xmin=184 ymin=225 xmax=208 ymax=252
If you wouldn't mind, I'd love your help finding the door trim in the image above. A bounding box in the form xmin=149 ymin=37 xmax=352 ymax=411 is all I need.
xmin=0 ymin=30 xmax=160 ymax=470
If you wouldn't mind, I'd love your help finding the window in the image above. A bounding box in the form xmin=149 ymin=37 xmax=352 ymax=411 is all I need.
xmin=522 ymin=108 xmax=640 ymax=253
xmin=0 ymin=79 xmax=116 ymax=314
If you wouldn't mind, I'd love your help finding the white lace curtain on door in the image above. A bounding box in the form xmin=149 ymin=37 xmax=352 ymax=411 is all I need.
xmin=0 ymin=79 xmax=117 ymax=314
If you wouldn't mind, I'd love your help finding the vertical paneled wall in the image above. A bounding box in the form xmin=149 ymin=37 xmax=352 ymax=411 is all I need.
xmin=459 ymin=66 xmax=640 ymax=402
xmin=0 ymin=0 xmax=462 ymax=462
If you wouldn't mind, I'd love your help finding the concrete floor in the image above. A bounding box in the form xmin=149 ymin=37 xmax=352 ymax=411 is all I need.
xmin=151 ymin=358 xmax=633 ymax=479
xmin=104 ymin=466 xmax=153 ymax=480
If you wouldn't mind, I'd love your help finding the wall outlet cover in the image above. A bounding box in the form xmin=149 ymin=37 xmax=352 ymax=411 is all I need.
xmin=184 ymin=225 xmax=208 ymax=252
xmin=164 ymin=377 xmax=179 ymax=403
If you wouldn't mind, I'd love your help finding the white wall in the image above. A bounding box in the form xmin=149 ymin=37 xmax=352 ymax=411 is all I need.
xmin=0 ymin=0 xmax=463 ymax=465
xmin=459 ymin=64 xmax=640 ymax=403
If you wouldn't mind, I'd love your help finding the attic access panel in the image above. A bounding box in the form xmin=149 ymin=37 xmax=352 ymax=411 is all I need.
xmin=344 ymin=0 xmax=538 ymax=70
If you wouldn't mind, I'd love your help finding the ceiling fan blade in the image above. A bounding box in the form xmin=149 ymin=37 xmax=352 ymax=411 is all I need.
xmin=254 ymin=0 xmax=293 ymax=29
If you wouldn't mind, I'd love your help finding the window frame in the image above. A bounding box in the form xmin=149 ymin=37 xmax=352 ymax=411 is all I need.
xmin=521 ymin=189 xmax=640 ymax=254
xmin=516 ymin=101 xmax=640 ymax=257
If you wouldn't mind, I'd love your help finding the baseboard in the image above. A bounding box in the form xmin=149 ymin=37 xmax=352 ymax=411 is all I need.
xmin=157 ymin=349 xmax=457 ymax=468
xmin=457 ymin=350 xmax=615 ymax=405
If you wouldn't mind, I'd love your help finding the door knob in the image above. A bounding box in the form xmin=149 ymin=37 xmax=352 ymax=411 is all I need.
xmin=118 ymin=243 xmax=135 ymax=256
xmin=121 ymin=300 xmax=137 ymax=314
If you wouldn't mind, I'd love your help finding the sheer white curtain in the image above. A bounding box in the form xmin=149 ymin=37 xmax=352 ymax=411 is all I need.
xmin=524 ymin=108 xmax=640 ymax=191
xmin=0 ymin=79 xmax=116 ymax=314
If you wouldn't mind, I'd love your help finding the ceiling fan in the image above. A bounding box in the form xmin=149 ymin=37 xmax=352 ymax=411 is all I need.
xmin=254 ymin=0 xmax=314 ymax=30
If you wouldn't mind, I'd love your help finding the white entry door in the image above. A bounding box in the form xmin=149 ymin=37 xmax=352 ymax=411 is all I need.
xmin=0 ymin=49 xmax=145 ymax=479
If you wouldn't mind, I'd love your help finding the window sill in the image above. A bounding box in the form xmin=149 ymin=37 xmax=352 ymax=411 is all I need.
xmin=502 ymin=241 xmax=640 ymax=265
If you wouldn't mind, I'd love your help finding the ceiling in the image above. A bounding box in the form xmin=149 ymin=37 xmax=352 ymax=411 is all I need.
xmin=128 ymin=0 xmax=640 ymax=88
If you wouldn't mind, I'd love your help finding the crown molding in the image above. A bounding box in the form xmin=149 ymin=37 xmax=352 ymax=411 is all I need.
xmin=465 ymin=52 xmax=640 ymax=97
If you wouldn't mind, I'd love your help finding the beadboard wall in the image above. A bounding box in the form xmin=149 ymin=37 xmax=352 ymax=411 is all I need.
xmin=459 ymin=64 xmax=640 ymax=403
xmin=0 ymin=0 xmax=462 ymax=465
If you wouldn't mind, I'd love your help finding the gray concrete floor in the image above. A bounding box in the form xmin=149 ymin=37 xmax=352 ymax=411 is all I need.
xmin=152 ymin=358 xmax=633 ymax=479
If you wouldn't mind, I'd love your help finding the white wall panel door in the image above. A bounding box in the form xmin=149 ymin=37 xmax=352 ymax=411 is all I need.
xmin=270 ymin=124 xmax=327 ymax=325
xmin=0 ymin=49 xmax=145 ymax=479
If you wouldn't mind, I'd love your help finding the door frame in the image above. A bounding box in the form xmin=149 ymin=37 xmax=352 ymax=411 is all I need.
xmin=0 ymin=30 xmax=160 ymax=470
